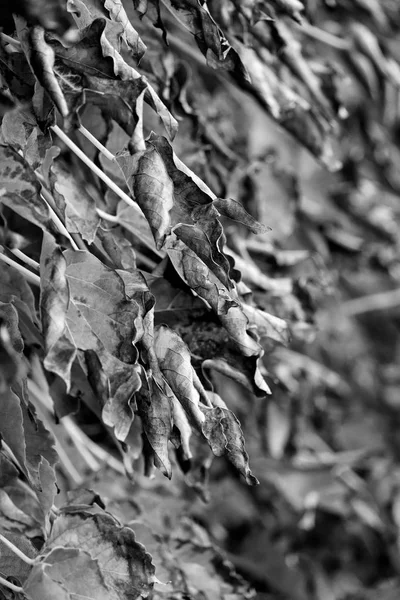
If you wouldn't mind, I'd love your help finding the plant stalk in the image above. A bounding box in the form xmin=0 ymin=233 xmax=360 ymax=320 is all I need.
xmin=51 ymin=125 xmax=140 ymax=212
xmin=0 ymin=252 xmax=40 ymax=286
xmin=0 ymin=574 xmax=24 ymax=594
xmin=0 ymin=533 xmax=35 ymax=565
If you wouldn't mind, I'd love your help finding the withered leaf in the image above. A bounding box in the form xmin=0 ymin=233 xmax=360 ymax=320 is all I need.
xmin=154 ymin=324 xmax=205 ymax=428
xmin=201 ymin=406 xmax=259 ymax=486
xmin=16 ymin=20 xmax=69 ymax=117
xmin=136 ymin=372 xmax=173 ymax=478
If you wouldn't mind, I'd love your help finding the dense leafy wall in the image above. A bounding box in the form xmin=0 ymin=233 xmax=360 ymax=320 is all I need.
xmin=1 ymin=0 xmax=400 ymax=598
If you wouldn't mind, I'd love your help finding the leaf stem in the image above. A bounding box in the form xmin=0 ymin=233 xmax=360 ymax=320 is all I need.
xmin=62 ymin=416 xmax=126 ymax=475
xmin=51 ymin=125 xmax=140 ymax=212
xmin=297 ymin=22 xmax=351 ymax=51
xmin=0 ymin=33 xmax=21 ymax=49
xmin=0 ymin=574 xmax=24 ymax=594
xmin=96 ymin=208 xmax=119 ymax=223
xmin=10 ymin=248 xmax=40 ymax=271
xmin=341 ymin=287 xmax=400 ymax=316
xmin=78 ymin=125 xmax=115 ymax=161
xmin=0 ymin=252 xmax=40 ymax=286
xmin=0 ymin=533 xmax=35 ymax=565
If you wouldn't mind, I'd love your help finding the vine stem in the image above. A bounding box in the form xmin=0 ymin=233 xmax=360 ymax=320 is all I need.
xmin=0 ymin=574 xmax=24 ymax=594
xmin=297 ymin=22 xmax=351 ymax=51
xmin=0 ymin=533 xmax=35 ymax=565
xmin=0 ymin=252 xmax=40 ymax=286
xmin=78 ymin=125 xmax=115 ymax=161
xmin=10 ymin=248 xmax=40 ymax=271
xmin=39 ymin=185 xmax=82 ymax=251
xmin=51 ymin=125 xmax=140 ymax=212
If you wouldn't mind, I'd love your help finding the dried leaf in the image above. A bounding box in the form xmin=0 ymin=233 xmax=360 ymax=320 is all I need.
xmin=104 ymin=0 xmax=147 ymax=59
xmin=154 ymin=325 xmax=205 ymax=428
xmin=16 ymin=21 xmax=69 ymax=117
xmin=136 ymin=373 xmax=173 ymax=478
xmin=201 ymin=406 xmax=258 ymax=485
xmin=40 ymin=232 xmax=75 ymax=386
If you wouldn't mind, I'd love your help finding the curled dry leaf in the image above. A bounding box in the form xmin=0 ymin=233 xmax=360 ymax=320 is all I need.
xmin=136 ymin=373 xmax=173 ymax=478
xmin=201 ymin=406 xmax=259 ymax=486
xmin=154 ymin=324 xmax=205 ymax=428
xmin=15 ymin=20 xmax=69 ymax=117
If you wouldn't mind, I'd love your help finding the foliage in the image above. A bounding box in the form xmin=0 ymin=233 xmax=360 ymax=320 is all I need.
xmin=1 ymin=0 xmax=400 ymax=598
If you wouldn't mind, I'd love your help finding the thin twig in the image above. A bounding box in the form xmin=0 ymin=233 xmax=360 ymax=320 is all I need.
xmin=62 ymin=416 xmax=126 ymax=475
xmin=341 ymin=288 xmax=400 ymax=316
xmin=96 ymin=208 xmax=119 ymax=223
xmin=297 ymin=22 xmax=351 ymax=51
xmin=62 ymin=417 xmax=101 ymax=472
xmin=51 ymin=125 xmax=140 ymax=212
xmin=39 ymin=186 xmax=83 ymax=251
xmin=0 ymin=533 xmax=35 ymax=565
xmin=10 ymin=248 xmax=40 ymax=271
xmin=0 ymin=252 xmax=40 ymax=286
xmin=78 ymin=125 xmax=115 ymax=161
xmin=0 ymin=574 xmax=24 ymax=594
xmin=0 ymin=32 xmax=21 ymax=49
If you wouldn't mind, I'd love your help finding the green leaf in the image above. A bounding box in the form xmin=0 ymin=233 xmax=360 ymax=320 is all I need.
xmin=44 ymin=511 xmax=156 ymax=599
xmin=21 ymin=399 xmax=59 ymax=489
xmin=24 ymin=547 xmax=108 ymax=600
xmin=1 ymin=106 xmax=52 ymax=170
xmin=201 ymin=406 xmax=259 ymax=486
xmin=0 ymin=387 xmax=27 ymax=479
xmin=0 ymin=301 xmax=26 ymax=392
xmin=40 ymin=240 xmax=144 ymax=439
xmin=50 ymin=158 xmax=100 ymax=244
xmin=0 ymin=146 xmax=56 ymax=234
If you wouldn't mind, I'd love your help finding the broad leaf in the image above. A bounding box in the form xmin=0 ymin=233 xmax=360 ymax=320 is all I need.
xmin=0 ymin=145 xmax=56 ymax=234
xmin=50 ymin=158 xmax=100 ymax=243
xmin=24 ymin=547 xmax=108 ymax=600
xmin=45 ymin=511 xmax=156 ymax=599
